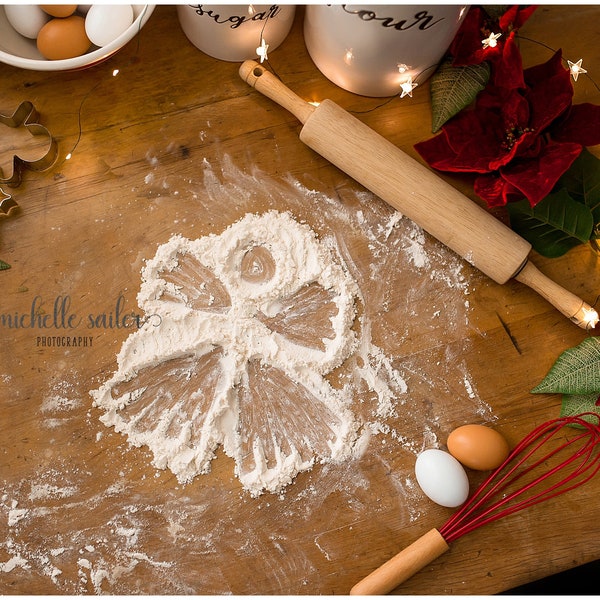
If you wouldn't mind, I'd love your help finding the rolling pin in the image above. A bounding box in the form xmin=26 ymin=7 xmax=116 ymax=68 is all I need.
xmin=239 ymin=61 xmax=598 ymax=330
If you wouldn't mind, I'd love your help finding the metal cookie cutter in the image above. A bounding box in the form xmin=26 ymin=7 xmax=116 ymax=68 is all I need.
xmin=0 ymin=101 xmax=58 ymax=215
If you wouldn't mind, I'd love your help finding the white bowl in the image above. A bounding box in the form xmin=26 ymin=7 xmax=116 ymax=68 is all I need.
xmin=0 ymin=4 xmax=155 ymax=71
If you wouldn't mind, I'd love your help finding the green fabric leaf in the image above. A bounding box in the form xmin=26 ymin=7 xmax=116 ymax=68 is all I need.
xmin=558 ymin=148 xmax=600 ymax=223
xmin=560 ymin=392 xmax=600 ymax=426
xmin=532 ymin=337 xmax=600 ymax=395
xmin=430 ymin=58 xmax=490 ymax=133
xmin=506 ymin=188 xmax=594 ymax=257
xmin=0 ymin=260 xmax=10 ymax=271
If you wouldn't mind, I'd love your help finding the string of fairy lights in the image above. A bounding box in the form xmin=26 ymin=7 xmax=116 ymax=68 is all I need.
xmin=253 ymin=9 xmax=596 ymax=110
xmin=63 ymin=7 xmax=596 ymax=164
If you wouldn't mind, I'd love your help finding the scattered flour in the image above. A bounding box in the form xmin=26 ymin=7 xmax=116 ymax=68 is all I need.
xmin=8 ymin=506 xmax=29 ymax=526
xmin=3 ymin=157 xmax=494 ymax=594
xmin=1 ymin=555 xmax=29 ymax=573
xmin=28 ymin=483 xmax=78 ymax=501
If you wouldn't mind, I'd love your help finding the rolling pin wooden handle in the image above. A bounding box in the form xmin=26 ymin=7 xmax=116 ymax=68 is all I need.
xmin=350 ymin=528 xmax=449 ymax=595
xmin=515 ymin=261 xmax=599 ymax=329
xmin=239 ymin=60 xmax=315 ymax=125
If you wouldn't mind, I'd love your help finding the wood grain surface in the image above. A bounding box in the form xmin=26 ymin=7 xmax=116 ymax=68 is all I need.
xmin=1 ymin=5 xmax=599 ymax=595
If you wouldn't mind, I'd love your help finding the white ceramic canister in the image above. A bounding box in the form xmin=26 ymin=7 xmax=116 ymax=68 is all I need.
xmin=177 ymin=4 xmax=296 ymax=62
xmin=304 ymin=5 xmax=469 ymax=97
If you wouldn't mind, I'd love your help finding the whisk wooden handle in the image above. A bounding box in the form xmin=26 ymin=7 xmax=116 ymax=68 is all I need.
xmin=349 ymin=528 xmax=449 ymax=595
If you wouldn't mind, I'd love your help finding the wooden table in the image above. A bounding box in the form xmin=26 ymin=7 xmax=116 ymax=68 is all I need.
xmin=1 ymin=5 xmax=599 ymax=595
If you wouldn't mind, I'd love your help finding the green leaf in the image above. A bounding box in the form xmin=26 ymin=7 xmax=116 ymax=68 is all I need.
xmin=0 ymin=260 xmax=10 ymax=271
xmin=430 ymin=58 xmax=490 ymax=133
xmin=560 ymin=392 xmax=600 ymax=426
xmin=558 ymin=148 xmax=600 ymax=222
xmin=506 ymin=188 xmax=594 ymax=257
xmin=532 ymin=337 xmax=600 ymax=395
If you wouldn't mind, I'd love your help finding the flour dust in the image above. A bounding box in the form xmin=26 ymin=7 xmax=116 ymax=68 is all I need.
xmin=2 ymin=156 xmax=496 ymax=594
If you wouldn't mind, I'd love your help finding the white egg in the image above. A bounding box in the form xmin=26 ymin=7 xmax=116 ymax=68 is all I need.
xmin=415 ymin=448 xmax=470 ymax=508
xmin=5 ymin=5 xmax=50 ymax=39
xmin=85 ymin=4 xmax=134 ymax=47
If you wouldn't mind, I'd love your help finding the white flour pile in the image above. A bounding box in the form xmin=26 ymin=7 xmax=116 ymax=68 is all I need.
xmin=91 ymin=210 xmax=407 ymax=496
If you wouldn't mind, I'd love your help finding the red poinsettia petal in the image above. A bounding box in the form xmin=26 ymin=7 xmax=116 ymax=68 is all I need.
xmin=488 ymin=130 xmax=538 ymax=170
xmin=514 ymin=5 xmax=538 ymax=28
xmin=525 ymin=49 xmax=565 ymax=87
xmin=504 ymin=181 xmax=527 ymax=204
xmin=414 ymin=131 xmax=459 ymax=170
xmin=442 ymin=108 xmax=500 ymax=150
xmin=474 ymin=173 xmax=525 ymax=207
xmin=514 ymin=132 xmax=544 ymax=160
xmin=450 ymin=7 xmax=486 ymax=66
xmin=492 ymin=33 xmax=525 ymax=89
xmin=501 ymin=141 xmax=582 ymax=206
xmin=523 ymin=50 xmax=573 ymax=131
xmin=551 ymin=103 xmax=600 ymax=147
xmin=498 ymin=5 xmax=519 ymax=30
xmin=475 ymin=84 xmax=507 ymax=111
xmin=501 ymin=87 xmax=530 ymax=128
xmin=474 ymin=174 xmax=510 ymax=207
xmin=499 ymin=5 xmax=537 ymax=31
xmin=416 ymin=107 xmax=509 ymax=173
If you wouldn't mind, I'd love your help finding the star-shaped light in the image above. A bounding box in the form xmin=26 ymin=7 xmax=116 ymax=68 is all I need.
xmin=567 ymin=58 xmax=587 ymax=82
xmin=256 ymin=38 xmax=269 ymax=63
xmin=399 ymin=77 xmax=418 ymax=98
xmin=582 ymin=305 xmax=599 ymax=330
xmin=481 ymin=32 xmax=502 ymax=49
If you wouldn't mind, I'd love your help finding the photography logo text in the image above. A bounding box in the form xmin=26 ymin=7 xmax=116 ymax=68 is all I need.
xmin=1 ymin=294 xmax=161 ymax=347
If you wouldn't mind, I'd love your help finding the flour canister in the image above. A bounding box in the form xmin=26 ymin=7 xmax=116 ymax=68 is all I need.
xmin=304 ymin=5 xmax=469 ymax=97
xmin=177 ymin=4 xmax=296 ymax=62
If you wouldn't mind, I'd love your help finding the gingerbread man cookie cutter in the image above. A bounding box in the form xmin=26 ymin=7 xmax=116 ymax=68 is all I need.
xmin=1 ymin=101 xmax=58 ymax=215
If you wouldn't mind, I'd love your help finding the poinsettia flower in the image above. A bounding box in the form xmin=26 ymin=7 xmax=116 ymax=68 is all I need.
xmin=415 ymin=50 xmax=600 ymax=208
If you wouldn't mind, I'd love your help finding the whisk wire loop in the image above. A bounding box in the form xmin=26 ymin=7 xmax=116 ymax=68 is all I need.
xmin=440 ymin=413 xmax=600 ymax=543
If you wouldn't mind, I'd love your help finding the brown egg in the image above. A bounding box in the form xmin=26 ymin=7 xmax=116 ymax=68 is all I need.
xmin=447 ymin=424 xmax=510 ymax=471
xmin=40 ymin=5 xmax=78 ymax=18
xmin=37 ymin=16 xmax=91 ymax=60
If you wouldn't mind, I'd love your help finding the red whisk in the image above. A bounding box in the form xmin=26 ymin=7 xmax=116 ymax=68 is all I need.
xmin=350 ymin=413 xmax=600 ymax=595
